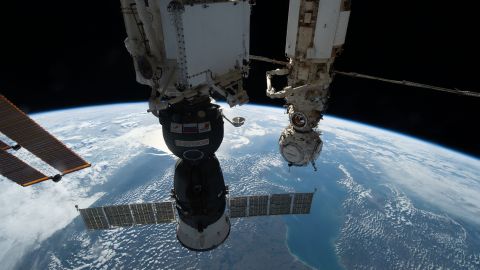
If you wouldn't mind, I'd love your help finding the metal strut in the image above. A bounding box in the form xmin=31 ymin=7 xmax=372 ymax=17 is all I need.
xmin=122 ymin=3 xmax=151 ymax=55
xmin=334 ymin=71 xmax=480 ymax=98
xmin=249 ymin=55 xmax=290 ymax=66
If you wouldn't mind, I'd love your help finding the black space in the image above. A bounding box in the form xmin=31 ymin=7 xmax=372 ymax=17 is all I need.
xmin=0 ymin=0 xmax=479 ymax=157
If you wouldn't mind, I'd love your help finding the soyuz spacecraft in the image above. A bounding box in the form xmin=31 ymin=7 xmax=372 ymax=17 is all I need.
xmin=78 ymin=0 xmax=317 ymax=251
xmin=2 ymin=0 xmax=478 ymax=252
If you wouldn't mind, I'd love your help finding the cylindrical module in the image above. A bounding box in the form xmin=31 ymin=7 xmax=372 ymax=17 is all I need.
xmin=279 ymin=125 xmax=323 ymax=167
xmin=173 ymin=156 xmax=230 ymax=251
xmin=159 ymin=99 xmax=224 ymax=161
xmin=176 ymin=213 xmax=230 ymax=251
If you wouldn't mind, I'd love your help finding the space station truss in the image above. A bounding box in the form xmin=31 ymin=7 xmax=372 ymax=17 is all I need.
xmin=228 ymin=192 xmax=314 ymax=218
xmin=79 ymin=202 xmax=176 ymax=230
xmin=0 ymin=95 xmax=91 ymax=186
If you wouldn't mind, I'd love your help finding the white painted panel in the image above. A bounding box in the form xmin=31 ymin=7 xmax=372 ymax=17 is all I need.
xmin=135 ymin=0 xmax=163 ymax=61
xmin=285 ymin=0 xmax=301 ymax=57
xmin=182 ymin=2 xmax=250 ymax=86
xmin=333 ymin=11 xmax=350 ymax=46
xmin=242 ymin=2 xmax=250 ymax=63
xmin=158 ymin=0 xmax=179 ymax=60
xmin=310 ymin=0 xmax=342 ymax=60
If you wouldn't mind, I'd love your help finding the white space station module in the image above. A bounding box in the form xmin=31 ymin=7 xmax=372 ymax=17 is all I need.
xmin=120 ymin=0 xmax=352 ymax=169
xmin=259 ymin=0 xmax=351 ymax=169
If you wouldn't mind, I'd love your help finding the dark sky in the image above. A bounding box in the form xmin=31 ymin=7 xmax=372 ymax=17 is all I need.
xmin=0 ymin=0 xmax=479 ymax=157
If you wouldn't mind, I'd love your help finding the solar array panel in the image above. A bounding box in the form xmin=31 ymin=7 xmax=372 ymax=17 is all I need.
xmin=131 ymin=203 xmax=156 ymax=225
xmin=269 ymin=194 xmax=293 ymax=215
xmin=79 ymin=201 xmax=176 ymax=230
xmin=228 ymin=192 xmax=314 ymax=218
xmin=79 ymin=207 xmax=110 ymax=230
xmin=291 ymin=193 xmax=314 ymax=214
xmin=103 ymin=205 xmax=134 ymax=227
xmin=0 ymin=139 xmax=10 ymax=150
xmin=0 ymin=95 xmax=90 ymax=181
xmin=0 ymin=149 xmax=49 ymax=186
xmin=248 ymin=195 xmax=268 ymax=216
xmin=229 ymin=196 xmax=248 ymax=218
xmin=79 ymin=193 xmax=313 ymax=230
xmin=154 ymin=202 xmax=176 ymax=223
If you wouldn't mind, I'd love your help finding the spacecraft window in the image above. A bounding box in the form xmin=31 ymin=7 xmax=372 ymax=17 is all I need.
xmin=183 ymin=149 xmax=204 ymax=161
xmin=291 ymin=112 xmax=307 ymax=128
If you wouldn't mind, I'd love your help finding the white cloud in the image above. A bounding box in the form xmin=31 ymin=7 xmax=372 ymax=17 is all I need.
xmin=0 ymin=180 xmax=103 ymax=269
xmin=324 ymin=117 xmax=480 ymax=225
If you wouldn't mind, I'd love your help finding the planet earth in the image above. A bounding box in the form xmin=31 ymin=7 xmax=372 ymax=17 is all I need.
xmin=0 ymin=103 xmax=479 ymax=270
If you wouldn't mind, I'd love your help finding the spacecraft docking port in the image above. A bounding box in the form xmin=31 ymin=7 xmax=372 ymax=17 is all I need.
xmin=252 ymin=0 xmax=351 ymax=169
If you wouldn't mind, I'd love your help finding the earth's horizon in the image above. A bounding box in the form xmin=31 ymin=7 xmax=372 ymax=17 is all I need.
xmin=25 ymin=102 xmax=480 ymax=161
xmin=1 ymin=102 xmax=479 ymax=270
